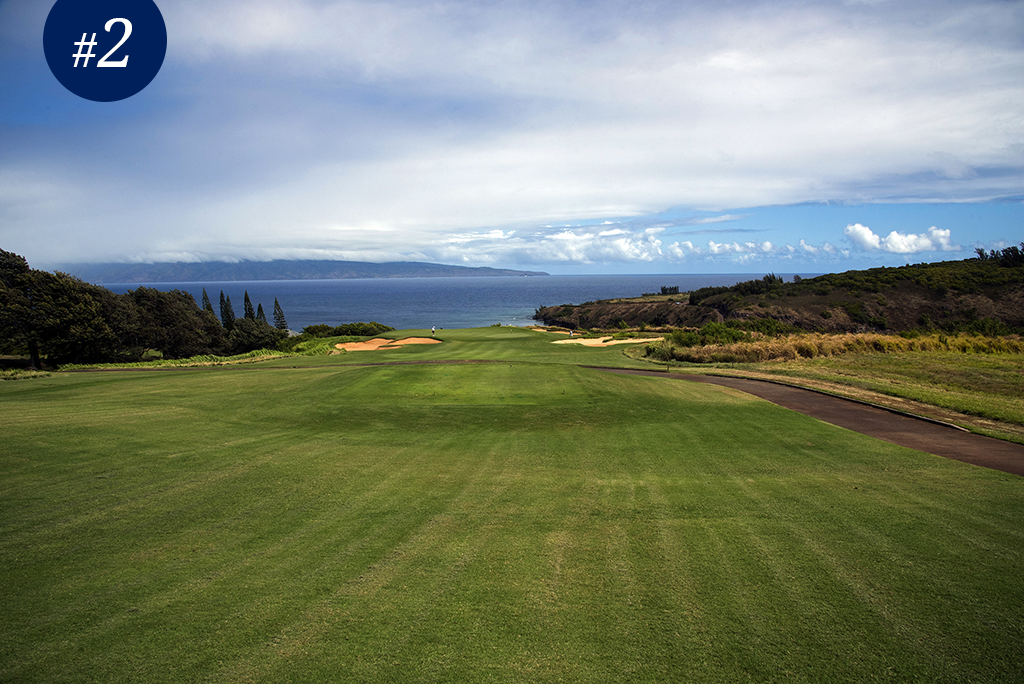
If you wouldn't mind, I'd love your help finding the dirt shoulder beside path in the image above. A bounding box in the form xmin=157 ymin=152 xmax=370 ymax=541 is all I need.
xmin=597 ymin=368 xmax=1024 ymax=477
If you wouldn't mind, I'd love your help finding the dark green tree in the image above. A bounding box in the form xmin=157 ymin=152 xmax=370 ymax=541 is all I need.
xmin=33 ymin=273 xmax=121 ymax=365
xmin=132 ymin=288 xmax=221 ymax=359
xmin=0 ymin=249 xmax=42 ymax=367
xmin=273 ymin=298 xmax=288 ymax=330
xmin=243 ymin=291 xmax=255 ymax=320
xmin=256 ymin=302 xmax=267 ymax=323
xmin=219 ymin=291 xmax=236 ymax=330
xmin=1 ymin=251 xmax=129 ymax=366
xmin=1 ymin=249 xmax=233 ymax=365
xmin=83 ymin=283 xmax=145 ymax=362
xmin=201 ymin=288 xmax=214 ymax=314
xmin=302 ymin=324 xmax=333 ymax=337
xmin=228 ymin=317 xmax=287 ymax=354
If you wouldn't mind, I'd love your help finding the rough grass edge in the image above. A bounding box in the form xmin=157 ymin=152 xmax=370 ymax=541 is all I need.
xmin=59 ymin=348 xmax=293 ymax=371
xmin=0 ymin=369 xmax=52 ymax=381
xmin=56 ymin=335 xmax=371 ymax=371
xmin=630 ymin=332 xmax=1024 ymax=364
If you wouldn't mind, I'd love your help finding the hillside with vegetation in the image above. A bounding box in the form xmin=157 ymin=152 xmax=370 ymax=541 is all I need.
xmin=534 ymin=245 xmax=1024 ymax=335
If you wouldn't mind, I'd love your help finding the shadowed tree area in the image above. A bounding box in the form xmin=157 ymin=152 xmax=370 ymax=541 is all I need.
xmin=0 ymin=249 xmax=287 ymax=366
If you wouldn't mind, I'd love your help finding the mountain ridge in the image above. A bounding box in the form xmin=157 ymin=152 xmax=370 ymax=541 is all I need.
xmin=60 ymin=260 xmax=549 ymax=284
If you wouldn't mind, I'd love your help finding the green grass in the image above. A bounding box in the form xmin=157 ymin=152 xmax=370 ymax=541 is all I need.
xmin=259 ymin=327 xmax=660 ymax=368
xmin=719 ymin=350 xmax=1024 ymax=441
xmin=758 ymin=352 xmax=1024 ymax=422
xmin=622 ymin=328 xmax=1024 ymax=442
xmin=2 ymin=330 xmax=1023 ymax=682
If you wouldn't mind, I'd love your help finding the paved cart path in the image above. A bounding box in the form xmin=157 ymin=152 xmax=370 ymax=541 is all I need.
xmin=598 ymin=368 xmax=1024 ymax=477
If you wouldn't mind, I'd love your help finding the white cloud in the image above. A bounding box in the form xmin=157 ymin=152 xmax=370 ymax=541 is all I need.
xmin=844 ymin=223 xmax=961 ymax=253
xmin=667 ymin=241 xmax=700 ymax=259
xmin=442 ymin=229 xmax=514 ymax=245
xmin=688 ymin=214 xmax=748 ymax=225
xmin=458 ymin=226 xmax=669 ymax=265
xmin=658 ymin=234 xmax=861 ymax=264
xmin=887 ymin=226 xmax=959 ymax=253
xmin=704 ymin=240 xmax=772 ymax=257
xmin=844 ymin=223 xmax=882 ymax=250
xmin=1 ymin=0 xmax=1021 ymax=266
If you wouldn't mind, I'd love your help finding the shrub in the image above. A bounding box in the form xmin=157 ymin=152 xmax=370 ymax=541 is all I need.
xmin=669 ymin=330 xmax=702 ymax=347
xmin=728 ymin=318 xmax=800 ymax=336
xmin=301 ymin=322 xmax=396 ymax=338
xmin=839 ymin=302 xmax=869 ymax=324
xmin=794 ymin=339 xmax=818 ymax=358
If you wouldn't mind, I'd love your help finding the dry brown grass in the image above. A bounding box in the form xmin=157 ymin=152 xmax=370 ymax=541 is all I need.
xmin=642 ymin=332 xmax=1024 ymax=364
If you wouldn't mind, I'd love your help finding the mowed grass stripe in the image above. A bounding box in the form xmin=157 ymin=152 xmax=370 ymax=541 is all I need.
xmin=1 ymin=362 xmax=1022 ymax=682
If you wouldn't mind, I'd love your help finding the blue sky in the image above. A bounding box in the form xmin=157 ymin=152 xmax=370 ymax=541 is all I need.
xmin=1 ymin=0 xmax=1022 ymax=275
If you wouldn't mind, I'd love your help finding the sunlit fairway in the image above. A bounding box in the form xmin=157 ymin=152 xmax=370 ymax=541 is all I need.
xmin=2 ymin=328 xmax=1022 ymax=682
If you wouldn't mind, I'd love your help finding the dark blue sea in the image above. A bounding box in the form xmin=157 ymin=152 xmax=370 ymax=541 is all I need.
xmin=105 ymin=274 xmax=777 ymax=331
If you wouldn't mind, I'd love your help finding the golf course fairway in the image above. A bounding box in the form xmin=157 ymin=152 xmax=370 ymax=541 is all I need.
xmin=2 ymin=328 xmax=1021 ymax=682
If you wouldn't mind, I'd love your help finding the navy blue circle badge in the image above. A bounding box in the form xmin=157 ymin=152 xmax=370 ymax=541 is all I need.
xmin=44 ymin=0 xmax=167 ymax=102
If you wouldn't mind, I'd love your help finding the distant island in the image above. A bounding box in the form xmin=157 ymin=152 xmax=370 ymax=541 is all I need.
xmin=60 ymin=260 xmax=549 ymax=284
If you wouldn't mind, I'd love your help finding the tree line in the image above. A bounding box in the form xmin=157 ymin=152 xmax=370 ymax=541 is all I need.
xmin=975 ymin=243 xmax=1024 ymax=267
xmin=688 ymin=273 xmax=786 ymax=306
xmin=1 ymin=249 xmax=289 ymax=368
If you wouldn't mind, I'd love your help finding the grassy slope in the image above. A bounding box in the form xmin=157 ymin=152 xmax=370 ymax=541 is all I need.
xmin=538 ymin=257 xmax=1024 ymax=333
xmin=2 ymin=329 xmax=1023 ymax=682
xmin=663 ymin=350 xmax=1024 ymax=444
xmin=754 ymin=351 xmax=1024 ymax=422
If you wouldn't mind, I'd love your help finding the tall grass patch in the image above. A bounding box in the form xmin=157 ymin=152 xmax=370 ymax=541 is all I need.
xmin=639 ymin=331 xmax=1024 ymax=364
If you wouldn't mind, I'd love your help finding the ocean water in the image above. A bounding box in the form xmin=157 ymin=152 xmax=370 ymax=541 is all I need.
xmin=105 ymin=274 xmax=769 ymax=331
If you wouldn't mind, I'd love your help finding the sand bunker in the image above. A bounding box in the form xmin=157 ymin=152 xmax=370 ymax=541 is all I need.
xmin=335 ymin=337 xmax=442 ymax=351
xmin=552 ymin=336 xmax=663 ymax=347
